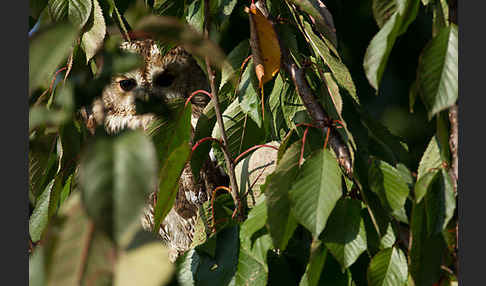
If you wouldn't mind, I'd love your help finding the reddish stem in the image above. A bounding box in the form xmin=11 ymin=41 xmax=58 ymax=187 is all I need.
xmin=300 ymin=127 xmax=310 ymax=166
xmin=191 ymin=137 xmax=222 ymax=153
xmin=185 ymin=89 xmax=212 ymax=107
xmin=234 ymin=144 xmax=280 ymax=165
xmin=323 ymin=127 xmax=331 ymax=150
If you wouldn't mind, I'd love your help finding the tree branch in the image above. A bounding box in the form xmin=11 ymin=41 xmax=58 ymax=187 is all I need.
xmin=448 ymin=104 xmax=458 ymax=192
xmin=203 ymin=0 xmax=242 ymax=219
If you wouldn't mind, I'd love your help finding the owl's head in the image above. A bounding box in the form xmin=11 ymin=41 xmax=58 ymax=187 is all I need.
xmin=97 ymin=39 xmax=210 ymax=133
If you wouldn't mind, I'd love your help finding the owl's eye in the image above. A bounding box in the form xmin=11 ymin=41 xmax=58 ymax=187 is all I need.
xmin=154 ymin=71 xmax=176 ymax=87
xmin=119 ymin=79 xmax=137 ymax=91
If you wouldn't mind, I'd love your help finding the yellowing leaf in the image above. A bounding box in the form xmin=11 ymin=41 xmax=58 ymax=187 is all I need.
xmin=246 ymin=4 xmax=281 ymax=86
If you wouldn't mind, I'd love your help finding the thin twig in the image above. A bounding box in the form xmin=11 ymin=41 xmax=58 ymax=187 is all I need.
xmin=204 ymin=0 xmax=242 ymax=219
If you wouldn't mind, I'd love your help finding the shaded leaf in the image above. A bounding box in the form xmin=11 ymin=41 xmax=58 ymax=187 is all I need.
xmin=220 ymin=40 xmax=250 ymax=89
xmin=152 ymin=144 xmax=191 ymax=233
xmin=322 ymin=198 xmax=367 ymax=269
xmin=79 ymin=131 xmax=157 ymax=246
xmin=234 ymin=200 xmax=274 ymax=286
xmin=298 ymin=240 xmax=328 ymax=286
xmin=367 ymin=247 xmax=408 ymax=286
xmin=45 ymin=194 xmax=115 ymax=286
xmin=418 ymin=25 xmax=458 ymax=119
xmin=410 ymin=202 xmax=446 ymax=286
xmin=81 ymin=0 xmax=106 ymax=62
xmin=363 ymin=0 xmax=420 ymax=90
xmin=289 ymin=149 xmax=342 ymax=238
xmin=424 ymin=169 xmax=455 ymax=236
xmin=177 ymin=226 xmax=239 ymax=286
xmin=29 ymin=23 xmax=77 ymax=95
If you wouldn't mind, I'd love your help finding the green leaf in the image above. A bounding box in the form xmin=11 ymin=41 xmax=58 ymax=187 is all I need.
xmin=289 ymin=149 xmax=342 ymax=238
xmin=186 ymin=0 xmax=205 ymax=33
xmin=152 ymin=144 xmax=191 ymax=233
xmin=286 ymin=0 xmax=338 ymax=47
xmin=417 ymin=136 xmax=442 ymax=180
xmin=190 ymin=114 xmax=214 ymax=182
xmin=418 ymin=25 xmax=458 ymax=119
xmin=414 ymin=170 xmax=439 ymax=203
xmin=29 ymin=23 xmax=77 ymax=95
xmin=81 ymin=0 xmax=106 ymax=62
xmin=48 ymin=0 xmax=93 ymax=28
xmin=234 ymin=200 xmax=273 ymax=286
xmin=369 ymin=159 xmax=410 ymax=211
xmin=264 ymin=141 xmax=300 ymax=251
xmin=367 ymin=247 xmax=408 ymax=286
xmin=298 ymin=240 xmax=328 ymax=286
xmin=79 ymin=131 xmax=157 ymax=246
xmin=29 ymin=179 xmax=55 ymax=242
xmin=45 ymin=193 xmax=116 ymax=286
xmin=29 ymin=246 xmax=46 ymax=286
xmin=238 ymin=58 xmax=262 ymax=128
xmin=219 ymin=40 xmax=250 ymax=89
xmin=322 ymin=198 xmax=367 ymax=269
xmin=424 ymin=169 xmax=455 ymax=236
xmin=410 ymin=202 xmax=446 ymax=286
xmin=114 ymin=243 xmax=174 ymax=286
xmin=211 ymin=100 xmax=266 ymax=159
xmin=363 ymin=0 xmax=420 ymax=90
xmin=372 ymin=0 xmax=397 ymax=28
xmin=177 ymin=226 xmax=239 ymax=286
xmin=301 ymin=20 xmax=359 ymax=105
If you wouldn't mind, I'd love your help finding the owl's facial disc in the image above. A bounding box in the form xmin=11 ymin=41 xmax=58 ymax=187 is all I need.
xmin=153 ymin=70 xmax=176 ymax=88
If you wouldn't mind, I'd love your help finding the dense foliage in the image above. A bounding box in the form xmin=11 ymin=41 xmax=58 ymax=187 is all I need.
xmin=29 ymin=0 xmax=458 ymax=285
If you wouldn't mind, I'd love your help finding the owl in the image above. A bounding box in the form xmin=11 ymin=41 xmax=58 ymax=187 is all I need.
xmin=84 ymin=39 xmax=226 ymax=261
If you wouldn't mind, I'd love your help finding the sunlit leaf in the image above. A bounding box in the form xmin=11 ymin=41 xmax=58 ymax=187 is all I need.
xmin=48 ymin=0 xmax=93 ymax=27
xmin=418 ymin=25 xmax=458 ymax=119
xmin=237 ymin=58 xmax=262 ymax=127
xmin=417 ymin=136 xmax=442 ymax=180
xmin=286 ymin=0 xmax=337 ymax=47
xmin=264 ymin=141 xmax=300 ymax=251
xmin=367 ymin=247 xmax=408 ymax=286
xmin=368 ymin=159 xmax=410 ymax=211
xmin=114 ymin=243 xmax=174 ymax=286
xmin=289 ymin=149 xmax=342 ymax=238
xmin=81 ymin=0 xmax=106 ymax=62
xmin=29 ymin=179 xmax=55 ymax=242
